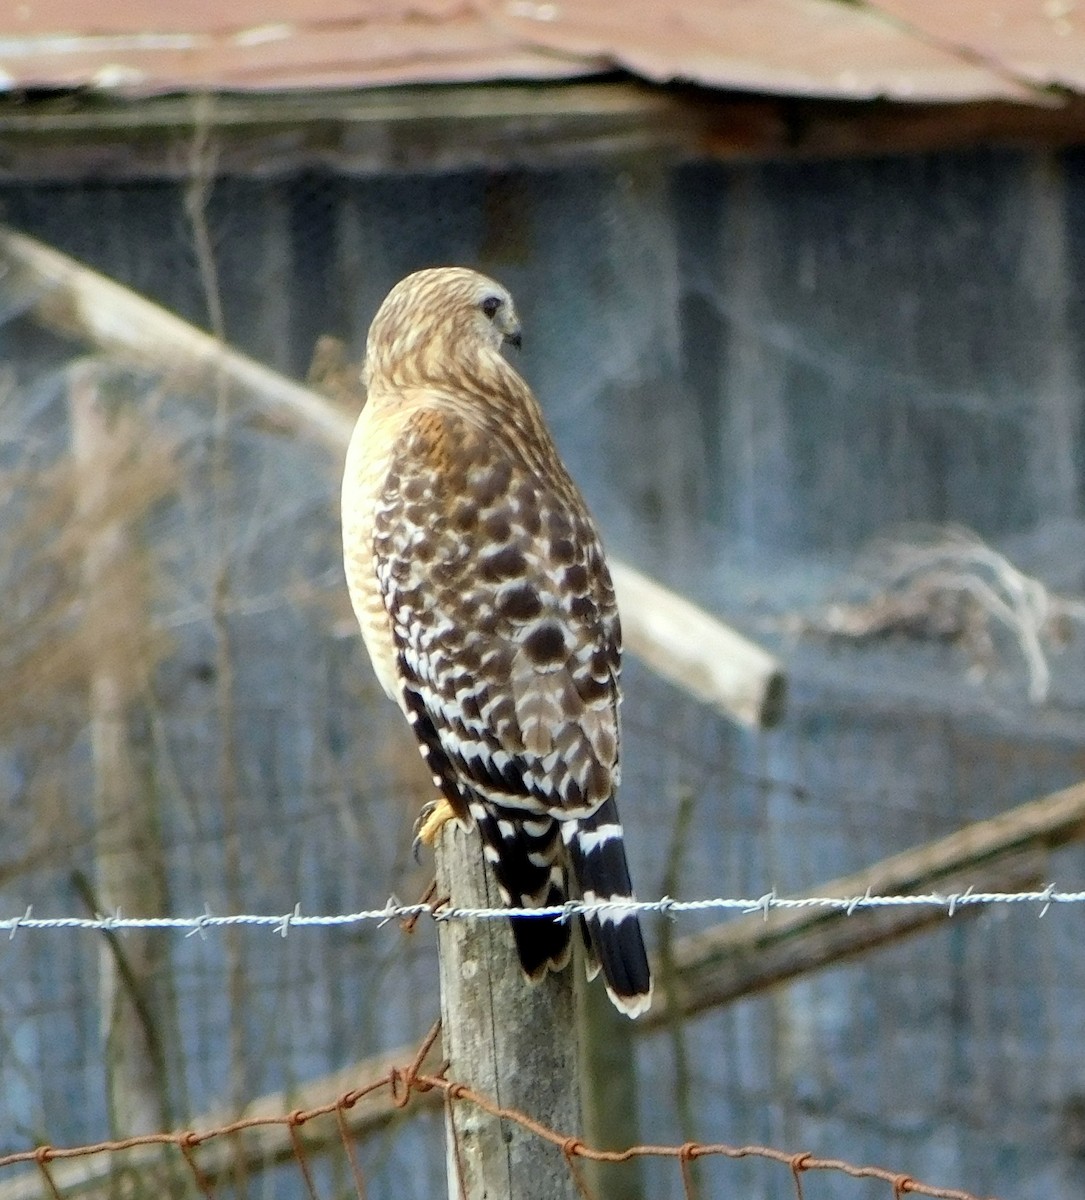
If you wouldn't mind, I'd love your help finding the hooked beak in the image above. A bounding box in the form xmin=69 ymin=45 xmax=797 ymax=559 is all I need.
xmin=493 ymin=299 xmax=522 ymax=351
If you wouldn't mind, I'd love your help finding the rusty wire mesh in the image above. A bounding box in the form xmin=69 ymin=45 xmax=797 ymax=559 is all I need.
xmin=0 ymin=1023 xmax=999 ymax=1200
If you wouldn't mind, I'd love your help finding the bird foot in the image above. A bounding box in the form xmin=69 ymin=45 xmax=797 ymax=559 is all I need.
xmin=412 ymin=798 xmax=458 ymax=860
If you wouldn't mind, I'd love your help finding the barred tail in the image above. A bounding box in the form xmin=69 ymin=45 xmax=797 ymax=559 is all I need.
xmin=562 ymin=797 xmax=653 ymax=1018
xmin=472 ymin=801 xmax=572 ymax=980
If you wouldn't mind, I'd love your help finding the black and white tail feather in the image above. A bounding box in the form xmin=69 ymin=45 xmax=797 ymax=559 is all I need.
xmin=401 ymin=681 xmax=653 ymax=1017
xmin=562 ymin=797 xmax=652 ymax=1015
xmin=473 ymin=794 xmax=653 ymax=1018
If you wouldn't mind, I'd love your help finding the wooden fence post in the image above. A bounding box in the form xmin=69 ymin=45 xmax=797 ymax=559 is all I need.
xmin=69 ymin=361 xmax=174 ymax=1137
xmin=435 ymin=821 xmax=582 ymax=1200
xmin=577 ymin=980 xmax=645 ymax=1200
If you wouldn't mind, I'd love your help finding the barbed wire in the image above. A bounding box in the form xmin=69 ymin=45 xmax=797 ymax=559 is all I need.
xmin=0 ymin=883 xmax=1079 ymax=938
xmin=0 ymin=1022 xmax=1000 ymax=1200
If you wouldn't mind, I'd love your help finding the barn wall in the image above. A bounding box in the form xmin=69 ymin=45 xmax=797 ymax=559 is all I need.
xmin=1 ymin=140 xmax=1085 ymax=1198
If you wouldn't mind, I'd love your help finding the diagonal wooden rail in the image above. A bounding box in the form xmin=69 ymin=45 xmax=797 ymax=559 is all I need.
xmin=641 ymin=778 xmax=1085 ymax=1029
xmin=0 ymin=224 xmax=784 ymax=730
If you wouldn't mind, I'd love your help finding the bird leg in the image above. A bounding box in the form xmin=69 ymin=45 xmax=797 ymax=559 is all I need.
xmin=412 ymin=797 xmax=458 ymax=857
xmin=400 ymin=879 xmax=442 ymax=935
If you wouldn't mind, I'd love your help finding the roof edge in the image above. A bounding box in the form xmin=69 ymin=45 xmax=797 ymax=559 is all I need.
xmin=1 ymin=82 xmax=1084 ymax=184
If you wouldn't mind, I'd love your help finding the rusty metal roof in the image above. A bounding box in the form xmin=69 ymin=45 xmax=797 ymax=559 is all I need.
xmin=870 ymin=0 xmax=1085 ymax=93
xmin=0 ymin=1 xmax=1077 ymax=103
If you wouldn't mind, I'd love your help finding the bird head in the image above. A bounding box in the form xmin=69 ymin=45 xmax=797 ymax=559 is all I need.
xmin=364 ymin=267 xmax=523 ymax=390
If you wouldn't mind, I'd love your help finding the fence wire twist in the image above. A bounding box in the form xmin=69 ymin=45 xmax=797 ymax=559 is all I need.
xmin=0 ymin=1023 xmax=999 ymax=1200
xmin=0 ymin=883 xmax=1077 ymax=939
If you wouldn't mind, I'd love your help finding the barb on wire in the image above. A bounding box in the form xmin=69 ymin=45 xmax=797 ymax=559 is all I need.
xmin=0 ymin=886 xmax=1082 ymax=938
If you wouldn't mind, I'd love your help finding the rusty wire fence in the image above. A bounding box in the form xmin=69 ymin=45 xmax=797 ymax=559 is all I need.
xmin=0 ymin=1023 xmax=999 ymax=1200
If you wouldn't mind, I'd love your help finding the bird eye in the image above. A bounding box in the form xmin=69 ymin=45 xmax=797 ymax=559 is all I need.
xmin=480 ymin=295 xmax=502 ymax=319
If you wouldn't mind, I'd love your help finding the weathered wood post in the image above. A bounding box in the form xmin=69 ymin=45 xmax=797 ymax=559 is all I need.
xmin=578 ymin=982 xmax=644 ymax=1200
xmin=435 ymin=821 xmax=582 ymax=1200
xmin=69 ymin=361 xmax=174 ymax=1137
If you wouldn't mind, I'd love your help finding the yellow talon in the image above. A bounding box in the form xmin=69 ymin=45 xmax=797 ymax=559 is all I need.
xmin=413 ymin=797 xmax=458 ymax=852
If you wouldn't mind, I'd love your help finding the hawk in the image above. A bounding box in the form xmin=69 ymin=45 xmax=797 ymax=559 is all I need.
xmin=341 ymin=267 xmax=652 ymax=1016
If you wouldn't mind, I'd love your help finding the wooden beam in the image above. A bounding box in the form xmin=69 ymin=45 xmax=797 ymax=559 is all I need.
xmin=610 ymin=563 xmax=785 ymax=728
xmin=1 ymin=85 xmax=1085 ymax=185
xmin=640 ymin=779 xmax=1085 ymax=1030
xmin=779 ymin=94 xmax=1085 ymax=160
xmin=0 ymin=226 xmax=354 ymax=451
xmin=0 ymin=225 xmax=785 ymax=729
xmin=0 ymin=84 xmax=711 ymax=184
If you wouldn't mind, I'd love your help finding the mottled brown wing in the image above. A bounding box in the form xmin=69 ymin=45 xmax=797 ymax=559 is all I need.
xmin=373 ymin=406 xmax=621 ymax=821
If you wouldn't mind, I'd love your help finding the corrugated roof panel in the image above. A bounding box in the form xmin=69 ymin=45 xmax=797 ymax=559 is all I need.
xmin=499 ymin=0 xmax=1033 ymax=101
xmin=2 ymin=0 xmax=470 ymax=36
xmin=869 ymin=0 xmax=1085 ymax=91
xmin=0 ymin=0 xmax=1060 ymax=101
xmin=0 ymin=8 xmax=597 ymax=93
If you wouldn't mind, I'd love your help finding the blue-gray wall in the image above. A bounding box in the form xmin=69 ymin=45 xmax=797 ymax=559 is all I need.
xmin=3 ymin=141 xmax=1085 ymax=1198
